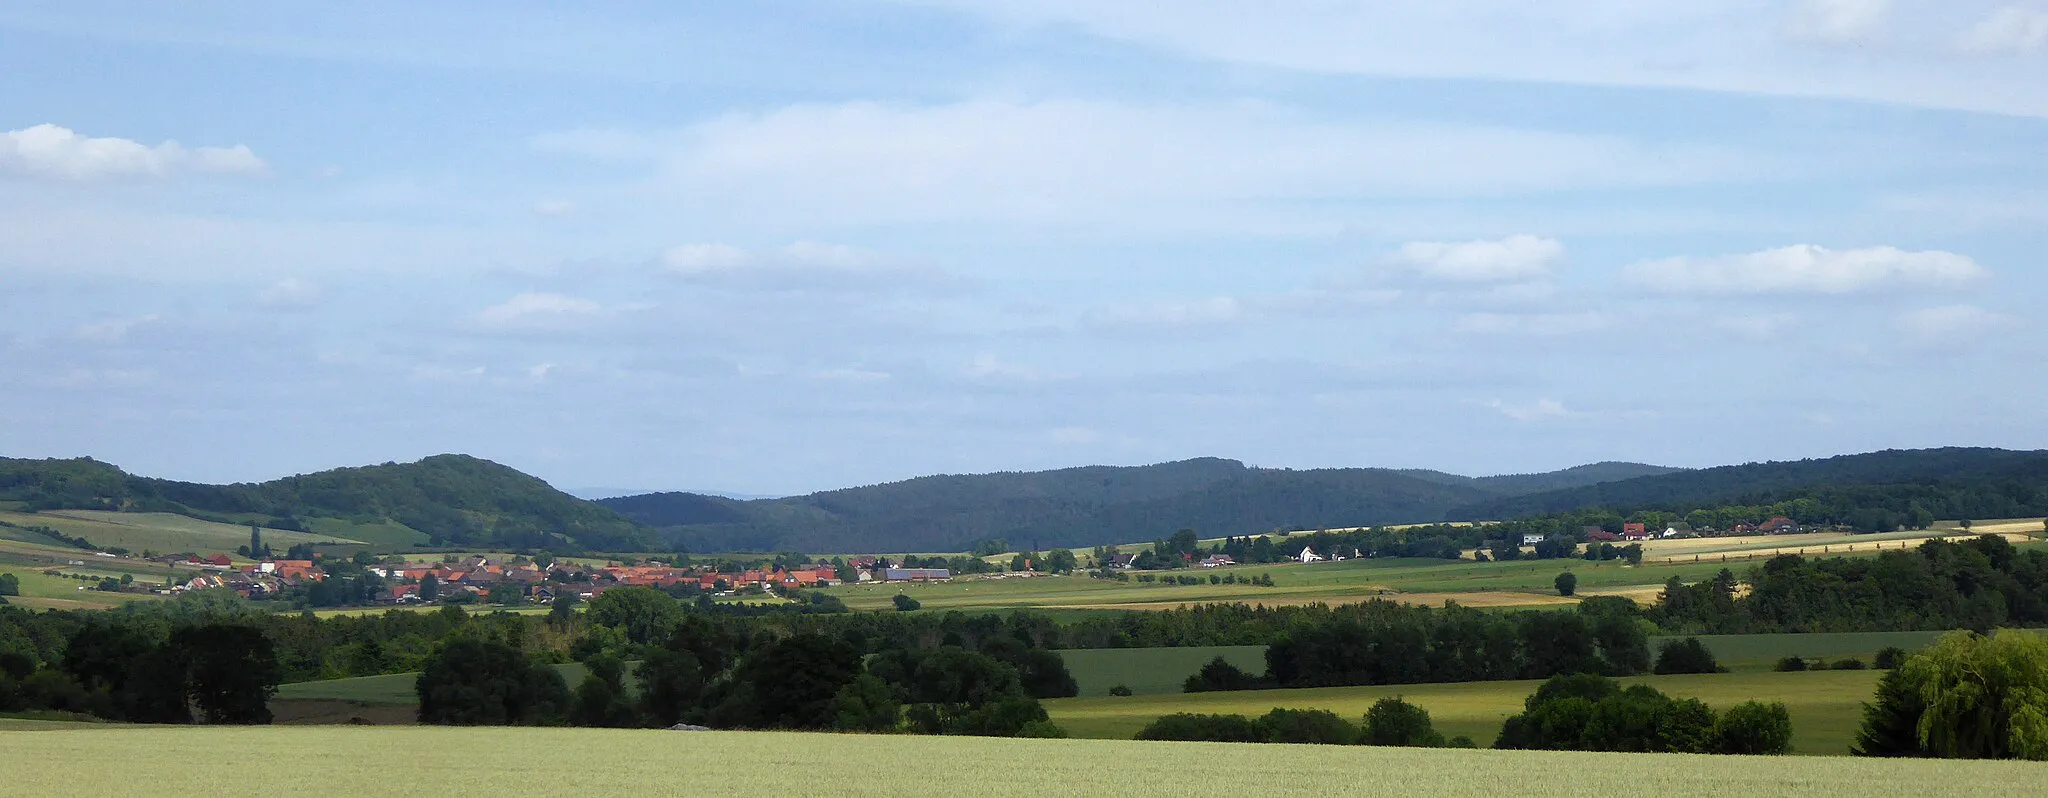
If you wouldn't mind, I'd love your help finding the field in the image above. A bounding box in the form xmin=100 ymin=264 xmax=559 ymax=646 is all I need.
xmin=0 ymin=509 xmax=360 ymax=554
xmin=0 ymin=726 xmax=2040 ymax=797
xmin=1045 ymin=670 xmax=1885 ymax=754
xmin=1056 ymin=646 xmax=1268 ymax=696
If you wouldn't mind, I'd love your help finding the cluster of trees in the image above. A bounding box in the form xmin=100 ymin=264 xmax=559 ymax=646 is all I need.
xmin=1854 ymin=630 xmax=2048 ymax=760
xmin=1170 ymin=599 xmax=1653 ymax=692
xmin=1495 ymin=674 xmax=1793 ymax=755
xmin=0 ymin=616 xmax=283 ymax=724
xmin=1135 ymin=699 xmax=1470 ymax=747
xmin=1652 ymin=537 xmax=2048 ymax=634
xmin=0 ymin=572 xmax=18 ymax=601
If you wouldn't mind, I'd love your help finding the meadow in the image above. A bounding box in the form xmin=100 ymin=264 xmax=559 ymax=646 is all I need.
xmin=1045 ymin=670 xmax=1885 ymax=754
xmin=0 ymin=509 xmax=360 ymax=555
xmin=1 ymin=726 xmax=2040 ymax=797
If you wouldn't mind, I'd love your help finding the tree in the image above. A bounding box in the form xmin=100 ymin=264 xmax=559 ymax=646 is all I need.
xmin=569 ymin=654 xmax=638 ymax=728
xmin=892 ymin=594 xmax=921 ymax=612
xmin=419 ymin=573 xmax=439 ymax=602
xmin=171 ymin=624 xmax=283 ymax=724
xmin=585 ymin=586 xmax=684 ymax=646
xmin=1853 ymin=667 xmax=1930 ymax=757
xmin=1653 ymin=638 xmax=1724 ymax=675
xmin=1874 ymin=647 xmax=1909 ymax=670
xmin=1895 ymin=630 xmax=2048 ymax=760
xmin=717 ymin=633 xmax=862 ymax=730
xmin=830 ymin=673 xmax=903 ymax=732
xmin=979 ymin=638 xmax=1078 ymax=699
xmin=1361 ymin=697 xmax=1445 ymax=747
xmin=1134 ymin=713 xmax=1267 ymax=742
xmin=1260 ymin=707 xmax=1358 ymax=744
xmin=634 ymin=646 xmax=705 ymax=728
xmin=1183 ymin=655 xmax=1260 ymax=693
xmin=1713 ymin=701 xmax=1794 ymax=755
xmin=548 ymin=592 xmax=580 ymax=627
xmin=0 ymin=572 xmax=18 ymax=597
xmin=1554 ymin=571 xmax=1577 ymax=597
xmin=416 ymin=638 xmax=569 ymax=725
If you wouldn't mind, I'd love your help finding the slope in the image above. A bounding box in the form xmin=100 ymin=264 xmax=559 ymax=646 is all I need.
xmin=1449 ymin=447 xmax=2048 ymax=521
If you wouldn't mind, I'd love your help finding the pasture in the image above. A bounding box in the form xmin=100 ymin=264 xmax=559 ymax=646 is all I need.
xmin=1 ymin=726 xmax=2040 ymax=797
xmin=1056 ymin=646 xmax=1267 ymax=696
xmin=0 ymin=509 xmax=360 ymax=555
xmin=1045 ymin=670 xmax=1885 ymax=754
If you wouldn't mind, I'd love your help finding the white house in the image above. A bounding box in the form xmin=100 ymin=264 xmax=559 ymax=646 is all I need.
xmin=1521 ymin=533 xmax=1547 ymax=546
xmin=1297 ymin=547 xmax=1325 ymax=564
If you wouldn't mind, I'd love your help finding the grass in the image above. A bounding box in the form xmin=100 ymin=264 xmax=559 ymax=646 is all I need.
xmin=1057 ymin=646 xmax=1267 ymax=696
xmin=1 ymin=726 xmax=2040 ymax=797
xmin=276 ymin=663 xmax=592 ymax=707
xmin=1045 ymin=670 xmax=1884 ymax=755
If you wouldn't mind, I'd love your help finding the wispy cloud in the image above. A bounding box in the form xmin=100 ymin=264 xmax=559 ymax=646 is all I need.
xmin=0 ymin=124 xmax=265 ymax=181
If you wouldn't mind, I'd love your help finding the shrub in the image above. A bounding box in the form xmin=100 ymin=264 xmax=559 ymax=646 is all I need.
xmin=1183 ymin=656 xmax=1261 ymax=693
xmin=1134 ymin=712 xmax=1267 ymax=743
xmin=1714 ymin=701 xmax=1794 ymax=755
xmin=1107 ymin=684 xmax=1133 ymax=697
xmin=1773 ymin=656 xmax=1809 ymax=672
xmin=1830 ymin=658 xmax=1867 ymax=671
xmin=1361 ymin=697 xmax=1445 ymax=748
xmin=1873 ymin=647 xmax=1909 ymax=670
xmin=1653 ymin=637 xmax=1724 ymax=675
xmin=891 ymin=594 xmax=921 ymax=612
xmin=1446 ymin=735 xmax=1477 ymax=748
xmin=1259 ymin=707 xmax=1358 ymax=745
xmin=1555 ymin=572 xmax=1577 ymax=597
xmin=1016 ymin=720 xmax=1069 ymax=738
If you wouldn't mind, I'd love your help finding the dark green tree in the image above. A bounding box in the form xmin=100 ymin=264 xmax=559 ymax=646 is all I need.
xmin=717 ymin=633 xmax=862 ymax=730
xmin=1713 ymin=701 xmax=1794 ymax=755
xmin=892 ymin=594 xmax=921 ymax=612
xmin=1184 ymin=655 xmax=1260 ymax=693
xmin=0 ymin=572 xmax=18 ymax=597
xmin=830 ymin=673 xmax=903 ymax=732
xmin=171 ymin=624 xmax=283 ymax=724
xmin=1260 ymin=707 xmax=1358 ymax=744
xmin=1555 ymin=571 xmax=1577 ymax=597
xmin=1134 ymin=712 xmax=1267 ymax=742
xmin=1361 ymin=697 xmax=1445 ymax=747
xmin=585 ymin=586 xmax=684 ymax=646
xmin=418 ymin=573 xmax=439 ymax=602
xmin=1852 ymin=667 xmax=1930 ymax=757
xmin=1653 ymin=638 xmax=1724 ymax=675
xmin=416 ymin=638 xmax=568 ymax=725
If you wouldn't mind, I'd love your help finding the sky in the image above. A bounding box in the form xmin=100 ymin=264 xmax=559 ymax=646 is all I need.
xmin=2 ymin=0 xmax=2046 ymax=497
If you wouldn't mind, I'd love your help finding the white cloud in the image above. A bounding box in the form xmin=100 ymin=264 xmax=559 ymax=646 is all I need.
xmin=1455 ymin=312 xmax=1609 ymax=337
xmin=660 ymin=241 xmax=955 ymax=292
xmin=0 ymin=124 xmax=266 ymax=181
xmin=1389 ymin=235 xmax=1564 ymax=284
xmin=1785 ymin=0 xmax=1890 ymax=43
xmin=472 ymin=292 xmax=606 ymax=331
xmin=1624 ymin=245 xmax=1986 ymax=296
xmin=1960 ymin=5 xmax=2048 ymax=53
xmin=1896 ymin=304 xmax=2013 ymax=342
xmin=1482 ymin=398 xmax=1577 ymax=422
xmin=257 ymin=278 xmax=323 ymax=309
xmin=905 ymin=1 xmax=2048 ymax=117
xmin=562 ymin=100 xmax=1762 ymax=234
xmin=1082 ymin=297 xmax=1246 ymax=330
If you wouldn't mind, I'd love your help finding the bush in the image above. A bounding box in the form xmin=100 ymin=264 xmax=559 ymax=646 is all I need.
xmin=1107 ymin=684 xmax=1133 ymax=697
xmin=1446 ymin=735 xmax=1477 ymax=749
xmin=1714 ymin=701 xmax=1794 ymax=755
xmin=1554 ymin=572 xmax=1577 ymax=597
xmin=1361 ymin=697 xmax=1444 ymax=748
xmin=1830 ymin=658 xmax=1867 ymax=671
xmin=1653 ymin=637 xmax=1724 ymax=675
xmin=1258 ymin=708 xmax=1358 ymax=745
xmin=891 ymin=594 xmax=921 ymax=612
xmin=1183 ymin=656 xmax=1261 ymax=693
xmin=1773 ymin=656 xmax=1809 ymax=672
xmin=1016 ymin=720 xmax=1070 ymax=738
xmin=1134 ymin=712 xmax=1268 ymax=743
xmin=1873 ymin=647 xmax=1909 ymax=670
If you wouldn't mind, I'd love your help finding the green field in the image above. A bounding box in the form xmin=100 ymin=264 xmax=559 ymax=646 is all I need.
xmin=1 ymin=726 xmax=2039 ymax=797
xmin=0 ymin=509 xmax=359 ymax=554
xmin=1046 ymin=670 xmax=1883 ymax=754
xmin=1056 ymin=646 xmax=1267 ymax=696
xmin=276 ymin=663 xmax=592 ymax=706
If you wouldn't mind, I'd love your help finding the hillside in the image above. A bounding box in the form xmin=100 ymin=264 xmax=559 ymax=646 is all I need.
xmin=602 ymin=459 xmax=1677 ymax=553
xmin=1448 ymin=447 xmax=2048 ymax=522
xmin=0 ymin=454 xmax=651 ymax=552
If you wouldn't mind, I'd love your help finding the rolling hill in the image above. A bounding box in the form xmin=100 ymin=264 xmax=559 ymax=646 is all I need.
xmin=0 ymin=454 xmax=652 ymax=552
xmin=600 ymin=459 xmax=1681 ymax=553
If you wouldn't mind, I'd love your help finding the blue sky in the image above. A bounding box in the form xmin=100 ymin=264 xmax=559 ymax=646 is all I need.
xmin=2 ymin=0 xmax=2045 ymax=496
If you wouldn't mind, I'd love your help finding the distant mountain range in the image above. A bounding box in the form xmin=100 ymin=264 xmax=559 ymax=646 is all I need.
xmin=598 ymin=458 xmax=1685 ymax=553
xmin=7 ymin=447 xmax=2046 ymax=555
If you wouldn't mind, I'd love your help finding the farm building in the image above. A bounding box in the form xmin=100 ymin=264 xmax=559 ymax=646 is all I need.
xmin=1521 ymin=533 xmax=1546 ymax=546
xmin=1296 ymin=547 xmax=1324 ymax=564
xmin=1622 ymin=523 xmax=1649 ymax=541
xmin=884 ymin=568 xmax=951 ymax=582
xmin=1759 ymin=517 xmax=1799 ymax=534
xmin=1197 ymin=554 xmax=1235 ymax=568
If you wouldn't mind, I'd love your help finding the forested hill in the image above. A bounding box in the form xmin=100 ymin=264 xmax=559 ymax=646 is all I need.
xmin=600 ymin=459 xmax=1679 ymax=553
xmin=1446 ymin=447 xmax=2048 ymax=522
xmin=0 ymin=454 xmax=652 ymax=551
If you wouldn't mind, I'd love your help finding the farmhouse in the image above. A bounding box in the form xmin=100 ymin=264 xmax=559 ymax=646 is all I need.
xmin=1586 ymin=530 xmax=1620 ymax=543
xmin=1197 ymin=554 xmax=1235 ymax=568
xmin=1521 ymin=533 xmax=1547 ymax=546
xmin=884 ymin=568 xmax=951 ymax=582
xmin=1107 ymin=553 xmax=1139 ymax=569
xmin=1759 ymin=517 xmax=1800 ymax=535
xmin=1622 ymin=523 xmax=1649 ymax=541
xmin=1296 ymin=547 xmax=1324 ymax=564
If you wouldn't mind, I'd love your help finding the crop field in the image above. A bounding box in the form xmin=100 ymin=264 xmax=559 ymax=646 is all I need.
xmin=0 ymin=509 xmax=359 ymax=555
xmin=1045 ymin=669 xmax=1884 ymax=754
xmin=1056 ymin=646 xmax=1268 ymax=696
xmin=2 ymin=726 xmax=2040 ymax=797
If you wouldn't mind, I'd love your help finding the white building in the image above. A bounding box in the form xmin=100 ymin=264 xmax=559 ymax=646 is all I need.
xmin=1297 ymin=547 xmax=1325 ymax=564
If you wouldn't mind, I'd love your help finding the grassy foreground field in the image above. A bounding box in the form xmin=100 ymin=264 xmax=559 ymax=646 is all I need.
xmin=1 ymin=726 xmax=2040 ymax=797
xmin=1046 ymin=670 xmax=1884 ymax=755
